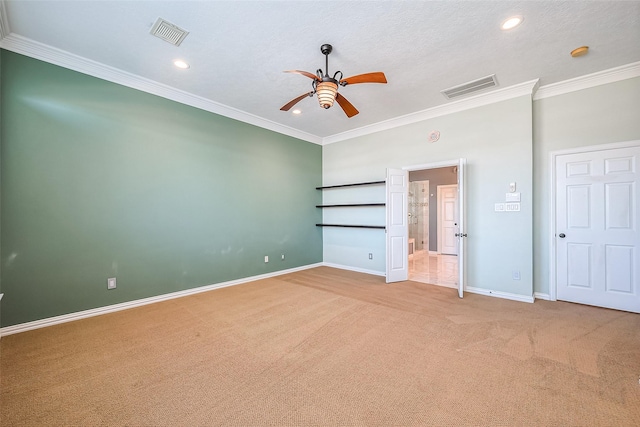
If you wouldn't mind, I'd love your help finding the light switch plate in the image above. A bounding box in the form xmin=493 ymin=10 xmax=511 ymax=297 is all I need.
xmin=495 ymin=203 xmax=505 ymax=212
xmin=506 ymin=203 xmax=521 ymax=212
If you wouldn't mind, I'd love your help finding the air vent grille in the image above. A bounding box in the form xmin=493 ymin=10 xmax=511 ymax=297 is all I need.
xmin=150 ymin=18 xmax=189 ymax=46
xmin=441 ymin=75 xmax=498 ymax=99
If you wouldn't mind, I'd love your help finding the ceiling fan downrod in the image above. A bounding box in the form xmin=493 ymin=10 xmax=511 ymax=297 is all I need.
xmin=316 ymin=44 xmax=343 ymax=82
xmin=314 ymin=44 xmax=342 ymax=109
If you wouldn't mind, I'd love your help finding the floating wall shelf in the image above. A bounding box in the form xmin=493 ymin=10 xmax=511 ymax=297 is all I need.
xmin=315 ymin=181 xmax=385 ymax=190
xmin=316 ymin=224 xmax=386 ymax=229
xmin=316 ymin=181 xmax=386 ymax=229
xmin=316 ymin=203 xmax=385 ymax=208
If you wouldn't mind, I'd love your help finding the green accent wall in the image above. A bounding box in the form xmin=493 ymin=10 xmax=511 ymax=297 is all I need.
xmin=0 ymin=50 xmax=322 ymax=327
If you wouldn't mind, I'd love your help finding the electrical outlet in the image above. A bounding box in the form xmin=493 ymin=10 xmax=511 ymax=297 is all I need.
xmin=281 ymin=254 xmax=285 ymax=260
xmin=264 ymin=256 xmax=269 ymax=263
xmin=368 ymin=253 xmax=373 ymax=260
xmin=512 ymin=271 xmax=521 ymax=280
xmin=107 ymin=277 xmax=116 ymax=290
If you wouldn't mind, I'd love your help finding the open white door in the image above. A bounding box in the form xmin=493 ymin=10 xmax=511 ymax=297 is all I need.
xmin=386 ymin=168 xmax=409 ymax=283
xmin=457 ymin=159 xmax=466 ymax=298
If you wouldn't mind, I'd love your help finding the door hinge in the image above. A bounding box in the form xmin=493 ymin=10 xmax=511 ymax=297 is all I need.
xmin=455 ymin=233 xmax=468 ymax=237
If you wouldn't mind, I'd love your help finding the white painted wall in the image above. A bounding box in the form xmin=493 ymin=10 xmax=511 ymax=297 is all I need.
xmin=323 ymin=95 xmax=534 ymax=298
xmin=532 ymin=76 xmax=640 ymax=296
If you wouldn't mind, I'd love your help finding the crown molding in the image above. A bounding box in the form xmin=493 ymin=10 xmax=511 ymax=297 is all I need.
xmin=534 ymin=61 xmax=640 ymax=100
xmin=322 ymin=79 xmax=540 ymax=145
xmin=2 ymin=25 xmax=638 ymax=147
xmin=0 ymin=33 xmax=323 ymax=145
xmin=0 ymin=0 xmax=10 ymax=39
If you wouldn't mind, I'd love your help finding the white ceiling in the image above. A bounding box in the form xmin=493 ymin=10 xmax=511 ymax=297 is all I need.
xmin=1 ymin=1 xmax=639 ymax=143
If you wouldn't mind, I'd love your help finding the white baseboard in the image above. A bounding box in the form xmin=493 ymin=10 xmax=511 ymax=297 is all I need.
xmin=0 ymin=263 xmax=323 ymax=337
xmin=321 ymin=262 xmax=386 ymax=277
xmin=534 ymin=292 xmax=551 ymax=301
xmin=465 ymin=286 xmax=535 ymax=303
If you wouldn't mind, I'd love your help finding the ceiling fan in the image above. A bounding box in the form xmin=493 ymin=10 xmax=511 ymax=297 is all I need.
xmin=280 ymin=44 xmax=387 ymax=118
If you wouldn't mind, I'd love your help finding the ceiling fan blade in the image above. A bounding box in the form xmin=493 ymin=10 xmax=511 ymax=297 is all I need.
xmin=340 ymin=72 xmax=387 ymax=86
xmin=284 ymin=70 xmax=320 ymax=81
xmin=280 ymin=92 xmax=313 ymax=111
xmin=335 ymin=93 xmax=359 ymax=118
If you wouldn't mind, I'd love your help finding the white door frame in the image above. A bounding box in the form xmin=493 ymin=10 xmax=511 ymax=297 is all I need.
xmin=402 ymin=159 xmax=466 ymax=298
xmin=549 ymin=139 xmax=640 ymax=301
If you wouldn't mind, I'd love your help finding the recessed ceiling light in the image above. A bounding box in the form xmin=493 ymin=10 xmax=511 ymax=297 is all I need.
xmin=173 ymin=60 xmax=190 ymax=69
xmin=292 ymin=109 xmax=302 ymax=115
xmin=501 ymin=16 xmax=523 ymax=30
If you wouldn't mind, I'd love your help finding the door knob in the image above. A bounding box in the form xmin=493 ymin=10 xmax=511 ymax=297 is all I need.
xmin=559 ymin=233 xmax=566 ymax=238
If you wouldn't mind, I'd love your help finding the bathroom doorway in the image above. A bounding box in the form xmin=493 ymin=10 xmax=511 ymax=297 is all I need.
xmin=408 ymin=166 xmax=459 ymax=289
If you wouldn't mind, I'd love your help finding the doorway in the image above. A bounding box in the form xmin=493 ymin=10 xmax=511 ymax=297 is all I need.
xmin=408 ymin=166 xmax=460 ymax=289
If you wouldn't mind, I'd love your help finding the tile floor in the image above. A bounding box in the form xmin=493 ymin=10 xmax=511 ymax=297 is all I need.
xmin=409 ymin=250 xmax=458 ymax=288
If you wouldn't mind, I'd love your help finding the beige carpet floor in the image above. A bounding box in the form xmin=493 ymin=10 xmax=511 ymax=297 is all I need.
xmin=1 ymin=266 xmax=639 ymax=426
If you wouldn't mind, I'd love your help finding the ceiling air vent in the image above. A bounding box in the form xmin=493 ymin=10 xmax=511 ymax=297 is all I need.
xmin=150 ymin=18 xmax=189 ymax=46
xmin=441 ymin=74 xmax=498 ymax=100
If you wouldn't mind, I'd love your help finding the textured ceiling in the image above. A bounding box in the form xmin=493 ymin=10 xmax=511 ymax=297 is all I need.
xmin=2 ymin=1 xmax=640 ymax=141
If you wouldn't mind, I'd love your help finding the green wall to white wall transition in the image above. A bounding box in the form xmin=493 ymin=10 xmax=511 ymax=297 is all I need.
xmin=2 ymin=47 xmax=638 ymax=328
xmin=532 ymin=76 xmax=640 ymax=296
xmin=0 ymin=50 xmax=323 ymax=327
xmin=323 ymin=95 xmax=534 ymax=298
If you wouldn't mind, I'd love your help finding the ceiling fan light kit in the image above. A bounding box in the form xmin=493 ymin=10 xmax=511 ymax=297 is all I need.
xmin=281 ymin=44 xmax=387 ymax=118
xmin=316 ymin=81 xmax=339 ymax=109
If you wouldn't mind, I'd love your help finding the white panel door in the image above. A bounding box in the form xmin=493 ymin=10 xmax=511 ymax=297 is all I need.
xmin=386 ymin=168 xmax=408 ymax=283
xmin=438 ymin=185 xmax=458 ymax=255
xmin=556 ymin=145 xmax=640 ymax=313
